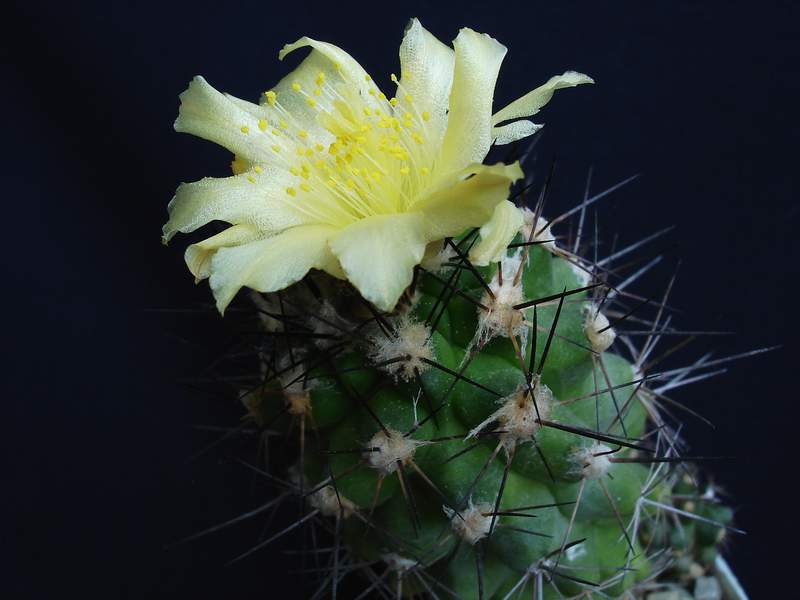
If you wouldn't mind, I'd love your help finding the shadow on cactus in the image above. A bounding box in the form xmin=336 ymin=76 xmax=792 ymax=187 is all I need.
xmin=163 ymin=17 xmax=763 ymax=600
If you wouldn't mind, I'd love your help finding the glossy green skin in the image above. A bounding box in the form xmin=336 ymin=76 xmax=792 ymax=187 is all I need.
xmin=276 ymin=244 xmax=656 ymax=598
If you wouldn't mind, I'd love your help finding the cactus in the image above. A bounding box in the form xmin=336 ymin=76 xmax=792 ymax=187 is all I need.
xmin=165 ymin=18 xmax=753 ymax=599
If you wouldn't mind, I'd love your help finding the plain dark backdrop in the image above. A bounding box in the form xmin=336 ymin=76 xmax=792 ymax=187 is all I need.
xmin=5 ymin=1 xmax=798 ymax=597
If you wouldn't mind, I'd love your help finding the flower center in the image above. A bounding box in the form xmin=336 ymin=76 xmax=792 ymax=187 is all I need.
xmin=259 ymin=70 xmax=437 ymax=227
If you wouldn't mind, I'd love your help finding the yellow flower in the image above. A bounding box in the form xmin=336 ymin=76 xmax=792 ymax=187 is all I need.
xmin=163 ymin=19 xmax=592 ymax=312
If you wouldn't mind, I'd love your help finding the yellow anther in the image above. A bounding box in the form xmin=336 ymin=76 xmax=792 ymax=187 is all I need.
xmin=305 ymin=148 xmax=314 ymax=157
xmin=378 ymin=92 xmax=386 ymax=100
xmin=389 ymin=97 xmax=399 ymax=106
xmin=247 ymin=176 xmax=256 ymax=184
xmin=290 ymin=166 xmax=300 ymax=176
xmin=400 ymin=166 xmax=410 ymax=175
xmin=405 ymin=94 xmax=412 ymax=103
xmin=314 ymin=88 xmax=322 ymax=96
xmin=240 ymin=125 xmax=250 ymax=134
xmin=412 ymin=133 xmax=424 ymax=144
xmin=363 ymin=107 xmax=371 ymax=116
xmin=300 ymin=182 xmax=311 ymax=192
xmin=368 ymin=88 xmax=376 ymax=96
xmin=333 ymin=61 xmax=342 ymax=71
xmin=291 ymin=82 xmax=302 ymax=91
xmin=315 ymin=143 xmax=324 ymax=152
xmin=279 ymin=120 xmax=288 ymax=129
xmin=265 ymin=90 xmax=277 ymax=105
xmin=298 ymin=130 xmax=308 ymax=139
xmin=316 ymin=72 xmax=326 ymax=85
xmin=422 ymin=111 xmax=431 ymax=121
xmin=364 ymin=74 xmax=372 ymax=82
xmin=420 ymin=167 xmax=430 ymax=175
xmin=231 ymin=157 xmax=248 ymax=174
xmin=271 ymin=145 xmax=281 ymax=153
xmin=390 ymin=73 xmax=398 ymax=83
xmin=254 ymin=166 xmax=263 ymax=174
xmin=286 ymin=187 xmax=297 ymax=197
xmin=296 ymin=148 xmax=305 ymax=156
xmin=306 ymin=97 xmax=317 ymax=108
xmin=272 ymin=128 xmax=281 ymax=136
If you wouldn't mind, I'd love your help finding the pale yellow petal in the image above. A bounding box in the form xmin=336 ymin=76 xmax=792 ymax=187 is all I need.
xmin=185 ymin=224 xmax=261 ymax=282
xmin=273 ymin=37 xmax=382 ymax=138
xmin=493 ymin=120 xmax=543 ymax=146
xmin=438 ymin=28 xmax=507 ymax=174
xmin=162 ymin=171 xmax=307 ymax=243
xmin=174 ymin=76 xmax=278 ymax=163
xmin=416 ymin=162 xmax=523 ymax=240
xmin=398 ymin=18 xmax=455 ymax=148
xmin=469 ymin=201 xmax=525 ymax=265
xmin=209 ymin=225 xmax=339 ymax=313
xmin=329 ymin=213 xmax=427 ymax=312
xmin=492 ymin=71 xmax=594 ymax=125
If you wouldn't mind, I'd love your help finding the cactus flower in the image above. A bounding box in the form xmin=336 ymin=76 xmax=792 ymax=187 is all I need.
xmin=163 ymin=18 xmax=592 ymax=312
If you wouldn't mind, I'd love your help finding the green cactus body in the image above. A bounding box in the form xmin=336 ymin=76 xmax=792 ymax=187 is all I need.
xmin=239 ymin=219 xmax=737 ymax=598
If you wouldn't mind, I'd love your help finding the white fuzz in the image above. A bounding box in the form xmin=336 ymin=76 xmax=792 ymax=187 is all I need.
xmin=366 ymin=316 xmax=434 ymax=382
xmin=307 ymin=301 xmax=352 ymax=349
xmin=570 ymin=443 xmax=613 ymax=480
xmin=308 ymin=484 xmax=358 ymax=518
xmin=381 ymin=553 xmax=418 ymax=573
xmin=467 ymin=382 xmax=553 ymax=450
xmin=520 ymin=209 xmax=557 ymax=253
xmin=366 ymin=429 xmax=424 ymax=474
xmin=420 ymin=242 xmax=454 ymax=274
xmin=476 ymin=252 xmax=526 ymax=344
xmin=250 ymin=291 xmax=283 ymax=332
xmin=443 ymin=501 xmax=493 ymax=545
xmin=276 ymin=352 xmax=315 ymax=396
xmin=584 ymin=306 xmax=616 ymax=352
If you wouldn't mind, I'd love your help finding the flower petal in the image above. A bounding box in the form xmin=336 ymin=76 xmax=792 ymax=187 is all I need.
xmin=185 ymin=224 xmax=261 ymax=282
xmin=209 ymin=225 xmax=339 ymax=313
xmin=174 ymin=76 xmax=278 ymax=163
xmin=492 ymin=71 xmax=594 ymax=126
xmin=438 ymin=28 xmax=507 ymax=174
xmin=329 ymin=213 xmax=427 ymax=312
xmin=398 ymin=18 xmax=455 ymax=148
xmin=274 ymin=37 xmax=383 ymax=137
xmin=415 ymin=162 xmax=523 ymax=240
xmin=469 ymin=200 xmax=525 ymax=266
xmin=162 ymin=171 xmax=306 ymax=243
xmin=492 ymin=120 xmax=543 ymax=146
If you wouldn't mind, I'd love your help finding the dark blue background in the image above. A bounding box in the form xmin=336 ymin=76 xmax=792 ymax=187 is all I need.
xmin=5 ymin=1 xmax=797 ymax=597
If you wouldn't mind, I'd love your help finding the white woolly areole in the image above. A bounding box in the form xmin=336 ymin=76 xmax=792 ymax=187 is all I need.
xmin=366 ymin=316 xmax=434 ymax=382
xmin=250 ymin=292 xmax=283 ymax=333
xmin=520 ymin=209 xmax=557 ymax=253
xmin=443 ymin=501 xmax=493 ymax=545
xmin=366 ymin=429 xmax=423 ymax=474
xmin=308 ymin=301 xmax=351 ymax=349
xmin=381 ymin=553 xmax=418 ymax=573
xmin=468 ymin=382 xmax=553 ymax=450
xmin=276 ymin=353 xmax=315 ymax=396
xmin=308 ymin=484 xmax=357 ymax=518
xmin=584 ymin=306 xmax=616 ymax=352
xmin=571 ymin=443 xmax=613 ymax=480
xmin=420 ymin=242 xmax=454 ymax=274
xmin=477 ymin=252 xmax=526 ymax=344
